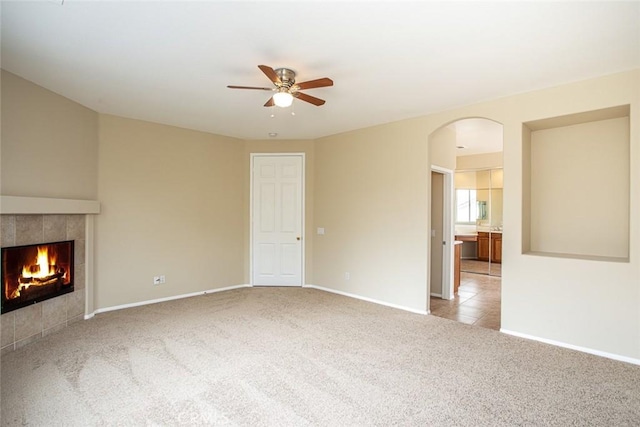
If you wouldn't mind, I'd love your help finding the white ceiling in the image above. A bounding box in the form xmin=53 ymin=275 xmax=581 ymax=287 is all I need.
xmin=448 ymin=118 xmax=503 ymax=156
xmin=2 ymin=1 xmax=639 ymax=141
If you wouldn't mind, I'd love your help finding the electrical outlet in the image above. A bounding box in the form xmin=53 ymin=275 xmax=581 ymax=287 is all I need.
xmin=153 ymin=276 xmax=161 ymax=285
xmin=160 ymin=275 xmax=166 ymax=284
xmin=345 ymin=272 xmax=350 ymax=280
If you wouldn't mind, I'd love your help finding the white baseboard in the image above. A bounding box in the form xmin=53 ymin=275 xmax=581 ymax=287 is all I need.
xmin=304 ymin=284 xmax=428 ymax=315
xmin=86 ymin=284 xmax=252 ymax=318
xmin=500 ymin=329 xmax=640 ymax=366
xmin=430 ymin=293 xmax=442 ymax=298
xmin=83 ymin=285 xmax=637 ymax=365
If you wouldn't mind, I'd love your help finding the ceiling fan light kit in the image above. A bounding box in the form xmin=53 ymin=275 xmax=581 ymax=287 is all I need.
xmin=228 ymin=65 xmax=333 ymax=108
xmin=273 ymin=91 xmax=293 ymax=107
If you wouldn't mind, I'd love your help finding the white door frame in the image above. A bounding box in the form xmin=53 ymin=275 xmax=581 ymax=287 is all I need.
xmin=249 ymin=153 xmax=305 ymax=286
xmin=430 ymin=165 xmax=454 ymax=300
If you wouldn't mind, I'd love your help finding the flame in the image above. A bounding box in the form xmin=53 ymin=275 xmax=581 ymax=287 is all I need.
xmin=22 ymin=246 xmax=57 ymax=279
xmin=8 ymin=246 xmax=64 ymax=299
xmin=4 ymin=243 xmax=72 ymax=301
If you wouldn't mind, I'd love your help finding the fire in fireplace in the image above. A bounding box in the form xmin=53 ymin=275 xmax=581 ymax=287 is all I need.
xmin=1 ymin=240 xmax=74 ymax=314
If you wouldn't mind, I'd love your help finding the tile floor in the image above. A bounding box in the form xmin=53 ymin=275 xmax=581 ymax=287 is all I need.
xmin=460 ymin=259 xmax=501 ymax=277
xmin=429 ymin=271 xmax=501 ymax=330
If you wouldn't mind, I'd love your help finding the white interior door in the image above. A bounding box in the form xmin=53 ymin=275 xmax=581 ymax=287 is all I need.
xmin=251 ymin=154 xmax=304 ymax=286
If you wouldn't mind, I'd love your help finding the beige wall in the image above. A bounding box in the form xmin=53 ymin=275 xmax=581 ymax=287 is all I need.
xmin=429 ymin=126 xmax=456 ymax=171
xmin=422 ymin=69 xmax=639 ymax=359
xmin=456 ymin=152 xmax=503 ymax=170
xmin=243 ymin=140 xmax=315 ymax=284
xmin=95 ymin=115 xmax=245 ymax=308
xmin=528 ymin=117 xmax=629 ymax=259
xmin=3 ymin=66 xmax=639 ymax=361
xmin=522 ymin=126 xmax=532 ymax=253
xmin=476 ymin=169 xmax=491 ymax=189
xmin=313 ymin=119 xmax=429 ymax=311
xmin=455 ymin=171 xmax=477 ymax=189
xmin=491 ymin=169 xmax=503 ymax=188
xmin=1 ymin=71 xmax=99 ymax=199
xmin=455 ymin=169 xmax=503 ymax=190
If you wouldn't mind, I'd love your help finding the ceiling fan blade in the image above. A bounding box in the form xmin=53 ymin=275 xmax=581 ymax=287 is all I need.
xmin=294 ymin=92 xmax=326 ymax=106
xmin=264 ymin=97 xmax=275 ymax=107
xmin=295 ymin=78 xmax=334 ymax=90
xmin=258 ymin=65 xmax=281 ymax=84
xmin=227 ymin=85 xmax=273 ymax=91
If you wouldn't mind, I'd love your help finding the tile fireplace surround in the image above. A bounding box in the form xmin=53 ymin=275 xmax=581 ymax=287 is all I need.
xmin=1 ymin=196 xmax=99 ymax=354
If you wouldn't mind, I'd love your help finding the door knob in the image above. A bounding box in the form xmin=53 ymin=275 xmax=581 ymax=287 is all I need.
xmin=296 ymin=237 xmax=301 ymax=241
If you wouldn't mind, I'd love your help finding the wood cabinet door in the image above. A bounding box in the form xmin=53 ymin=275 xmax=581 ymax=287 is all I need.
xmin=491 ymin=235 xmax=502 ymax=263
xmin=477 ymin=233 xmax=490 ymax=261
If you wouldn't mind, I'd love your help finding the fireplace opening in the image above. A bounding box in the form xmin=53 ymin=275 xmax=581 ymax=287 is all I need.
xmin=1 ymin=240 xmax=74 ymax=314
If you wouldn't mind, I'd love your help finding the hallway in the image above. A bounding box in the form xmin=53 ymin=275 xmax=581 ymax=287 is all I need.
xmin=429 ymin=272 xmax=501 ymax=330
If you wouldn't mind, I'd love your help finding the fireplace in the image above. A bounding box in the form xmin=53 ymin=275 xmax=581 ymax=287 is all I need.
xmin=1 ymin=240 xmax=74 ymax=314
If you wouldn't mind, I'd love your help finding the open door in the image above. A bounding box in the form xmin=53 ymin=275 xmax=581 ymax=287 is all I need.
xmin=430 ymin=166 xmax=454 ymax=300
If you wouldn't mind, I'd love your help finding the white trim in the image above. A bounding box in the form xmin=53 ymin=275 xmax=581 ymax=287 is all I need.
xmin=249 ymin=153 xmax=305 ymax=287
xmin=501 ymin=329 xmax=640 ymax=366
xmin=253 ymin=283 xmax=300 ymax=287
xmin=430 ymin=166 xmax=455 ymax=301
xmin=84 ymin=215 xmax=95 ymax=317
xmin=249 ymin=156 xmax=254 ymax=285
xmin=430 ymin=293 xmax=442 ymax=298
xmin=304 ymin=284 xmax=429 ymax=315
xmin=86 ymin=284 xmax=251 ymax=318
xmin=0 ymin=195 xmax=100 ymax=214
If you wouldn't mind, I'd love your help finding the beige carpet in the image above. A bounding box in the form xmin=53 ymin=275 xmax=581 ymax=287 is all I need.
xmin=2 ymin=287 xmax=639 ymax=426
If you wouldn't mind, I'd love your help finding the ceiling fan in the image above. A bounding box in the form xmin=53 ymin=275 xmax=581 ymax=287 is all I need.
xmin=227 ymin=65 xmax=333 ymax=108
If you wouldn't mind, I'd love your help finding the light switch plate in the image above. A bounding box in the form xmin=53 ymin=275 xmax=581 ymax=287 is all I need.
xmin=317 ymin=227 xmax=325 ymax=235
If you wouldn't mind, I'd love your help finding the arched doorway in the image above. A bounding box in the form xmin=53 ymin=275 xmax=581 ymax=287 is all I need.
xmin=428 ymin=117 xmax=503 ymax=330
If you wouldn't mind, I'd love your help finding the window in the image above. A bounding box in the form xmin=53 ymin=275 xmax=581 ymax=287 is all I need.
xmin=455 ymin=189 xmax=477 ymax=223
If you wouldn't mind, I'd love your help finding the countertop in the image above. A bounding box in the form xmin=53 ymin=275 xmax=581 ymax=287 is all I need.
xmin=455 ymin=230 xmax=503 ymax=236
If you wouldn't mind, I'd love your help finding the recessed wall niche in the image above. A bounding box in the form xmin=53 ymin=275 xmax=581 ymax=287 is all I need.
xmin=522 ymin=105 xmax=630 ymax=261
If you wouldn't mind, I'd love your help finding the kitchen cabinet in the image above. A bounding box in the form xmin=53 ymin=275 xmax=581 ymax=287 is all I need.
xmin=477 ymin=232 xmax=502 ymax=264
xmin=477 ymin=232 xmax=490 ymax=261
xmin=454 ymin=241 xmax=462 ymax=293
xmin=492 ymin=234 xmax=502 ymax=264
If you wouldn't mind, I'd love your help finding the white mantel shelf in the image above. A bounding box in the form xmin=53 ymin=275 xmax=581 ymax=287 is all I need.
xmin=0 ymin=196 xmax=101 ymax=214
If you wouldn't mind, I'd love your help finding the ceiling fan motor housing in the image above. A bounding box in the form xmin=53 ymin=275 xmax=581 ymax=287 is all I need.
xmin=275 ymin=68 xmax=296 ymax=90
